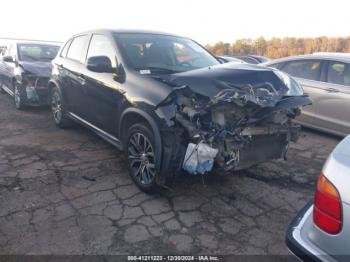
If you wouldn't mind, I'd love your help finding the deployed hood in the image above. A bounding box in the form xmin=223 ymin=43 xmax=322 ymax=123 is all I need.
xmin=163 ymin=63 xmax=291 ymax=107
xmin=19 ymin=61 xmax=52 ymax=77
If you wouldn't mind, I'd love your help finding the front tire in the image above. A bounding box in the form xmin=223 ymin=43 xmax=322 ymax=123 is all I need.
xmin=14 ymin=84 xmax=26 ymax=110
xmin=51 ymin=87 xmax=72 ymax=128
xmin=126 ymin=123 xmax=159 ymax=193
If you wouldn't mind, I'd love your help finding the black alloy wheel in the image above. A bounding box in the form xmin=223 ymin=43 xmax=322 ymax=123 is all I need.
xmin=51 ymin=87 xmax=71 ymax=128
xmin=51 ymin=90 xmax=63 ymax=124
xmin=14 ymin=84 xmax=25 ymax=110
xmin=126 ymin=123 xmax=158 ymax=193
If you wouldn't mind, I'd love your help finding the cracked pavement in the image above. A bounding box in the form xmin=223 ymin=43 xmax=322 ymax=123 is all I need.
xmin=0 ymin=93 xmax=341 ymax=257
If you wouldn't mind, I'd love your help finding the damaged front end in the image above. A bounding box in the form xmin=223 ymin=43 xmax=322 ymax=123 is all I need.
xmin=17 ymin=61 xmax=53 ymax=105
xmin=21 ymin=75 xmax=50 ymax=105
xmin=157 ymin=65 xmax=312 ymax=174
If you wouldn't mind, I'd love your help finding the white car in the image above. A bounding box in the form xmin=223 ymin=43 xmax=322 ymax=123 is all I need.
xmin=287 ymin=135 xmax=350 ymax=261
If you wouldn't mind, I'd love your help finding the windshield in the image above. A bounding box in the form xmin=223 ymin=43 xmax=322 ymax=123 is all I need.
xmin=114 ymin=33 xmax=219 ymax=73
xmin=18 ymin=44 xmax=60 ymax=62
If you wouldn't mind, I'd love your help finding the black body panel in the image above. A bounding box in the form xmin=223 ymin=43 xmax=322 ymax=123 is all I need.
xmin=49 ymin=29 xmax=311 ymax=188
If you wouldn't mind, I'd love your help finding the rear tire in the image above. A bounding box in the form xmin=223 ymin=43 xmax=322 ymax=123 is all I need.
xmin=14 ymin=84 xmax=26 ymax=110
xmin=126 ymin=123 xmax=160 ymax=193
xmin=51 ymin=86 xmax=72 ymax=128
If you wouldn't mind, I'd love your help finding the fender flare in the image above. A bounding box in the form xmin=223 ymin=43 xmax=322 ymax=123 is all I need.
xmin=48 ymin=79 xmax=67 ymax=104
xmin=119 ymin=108 xmax=162 ymax=172
xmin=48 ymin=79 xmax=62 ymax=92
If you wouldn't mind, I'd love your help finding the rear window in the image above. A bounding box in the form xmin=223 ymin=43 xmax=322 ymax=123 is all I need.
xmin=282 ymin=60 xmax=321 ymax=81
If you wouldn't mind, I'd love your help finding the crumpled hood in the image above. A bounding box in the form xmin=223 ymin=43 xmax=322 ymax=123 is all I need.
xmin=166 ymin=63 xmax=290 ymax=107
xmin=19 ymin=61 xmax=52 ymax=77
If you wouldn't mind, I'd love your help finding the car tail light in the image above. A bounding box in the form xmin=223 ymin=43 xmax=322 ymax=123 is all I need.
xmin=313 ymin=173 xmax=342 ymax=234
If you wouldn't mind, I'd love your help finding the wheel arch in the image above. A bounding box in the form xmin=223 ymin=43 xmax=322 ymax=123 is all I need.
xmin=119 ymin=108 xmax=162 ymax=171
xmin=48 ymin=79 xmax=61 ymax=93
xmin=48 ymin=79 xmax=66 ymax=106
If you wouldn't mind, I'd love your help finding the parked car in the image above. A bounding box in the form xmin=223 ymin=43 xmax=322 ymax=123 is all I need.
xmin=286 ymin=135 xmax=350 ymax=262
xmin=216 ymin=56 xmax=245 ymax=64
xmin=263 ymin=53 xmax=350 ymax=136
xmin=0 ymin=40 xmax=60 ymax=109
xmin=49 ymin=29 xmax=311 ymax=192
xmin=233 ymin=55 xmax=270 ymax=64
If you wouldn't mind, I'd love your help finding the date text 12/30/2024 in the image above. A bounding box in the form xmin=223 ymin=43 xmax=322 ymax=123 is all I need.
xmin=127 ymin=256 xmax=221 ymax=261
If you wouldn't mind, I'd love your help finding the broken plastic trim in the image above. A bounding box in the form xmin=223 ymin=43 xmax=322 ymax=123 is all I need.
xmin=210 ymin=80 xmax=288 ymax=107
xmin=156 ymin=85 xmax=188 ymax=108
xmin=252 ymin=96 xmax=312 ymax=121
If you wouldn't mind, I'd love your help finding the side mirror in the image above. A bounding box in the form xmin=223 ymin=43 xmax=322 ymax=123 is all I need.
xmin=87 ymin=56 xmax=113 ymax=73
xmin=3 ymin=56 xmax=14 ymax=63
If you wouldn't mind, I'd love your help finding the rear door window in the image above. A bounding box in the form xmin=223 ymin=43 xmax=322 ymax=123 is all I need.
xmin=282 ymin=60 xmax=321 ymax=81
xmin=326 ymin=61 xmax=350 ymax=86
xmin=66 ymin=35 xmax=89 ymax=63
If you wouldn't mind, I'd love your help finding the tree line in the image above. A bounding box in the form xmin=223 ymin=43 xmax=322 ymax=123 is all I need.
xmin=205 ymin=36 xmax=350 ymax=58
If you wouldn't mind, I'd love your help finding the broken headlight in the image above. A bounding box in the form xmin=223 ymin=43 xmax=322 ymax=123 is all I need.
xmin=274 ymin=70 xmax=304 ymax=96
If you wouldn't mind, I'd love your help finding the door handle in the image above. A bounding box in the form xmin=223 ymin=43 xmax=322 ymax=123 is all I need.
xmin=327 ymin=88 xmax=339 ymax=93
xmin=77 ymin=76 xmax=86 ymax=85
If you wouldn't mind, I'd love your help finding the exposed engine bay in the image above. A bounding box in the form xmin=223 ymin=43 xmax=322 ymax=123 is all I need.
xmin=156 ymin=65 xmax=312 ymax=174
xmin=22 ymin=75 xmax=50 ymax=103
xmin=18 ymin=60 xmax=53 ymax=105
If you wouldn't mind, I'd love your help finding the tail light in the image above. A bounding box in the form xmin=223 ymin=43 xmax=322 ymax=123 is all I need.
xmin=313 ymin=173 xmax=342 ymax=234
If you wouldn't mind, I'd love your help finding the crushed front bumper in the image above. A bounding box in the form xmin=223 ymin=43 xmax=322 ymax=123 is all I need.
xmin=22 ymin=77 xmax=50 ymax=106
xmin=23 ymin=86 xmax=50 ymax=106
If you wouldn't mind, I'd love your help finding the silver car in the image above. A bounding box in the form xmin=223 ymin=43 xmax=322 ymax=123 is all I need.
xmin=287 ymin=135 xmax=350 ymax=261
xmin=263 ymin=53 xmax=350 ymax=136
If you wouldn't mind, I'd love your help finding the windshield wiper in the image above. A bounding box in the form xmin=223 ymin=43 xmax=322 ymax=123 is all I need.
xmin=137 ymin=67 xmax=183 ymax=74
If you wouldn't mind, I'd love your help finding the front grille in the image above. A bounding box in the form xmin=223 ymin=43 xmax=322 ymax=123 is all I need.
xmin=234 ymin=134 xmax=287 ymax=170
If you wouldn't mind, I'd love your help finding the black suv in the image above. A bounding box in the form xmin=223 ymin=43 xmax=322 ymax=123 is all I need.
xmin=49 ymin=29 xmax=311 ymax=192
xmin=0 ymin=40 xmax=60 ymax=109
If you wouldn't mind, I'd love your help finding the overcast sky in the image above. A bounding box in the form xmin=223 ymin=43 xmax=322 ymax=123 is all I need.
xmin=1 ymin=0 xmax=349 ymax=45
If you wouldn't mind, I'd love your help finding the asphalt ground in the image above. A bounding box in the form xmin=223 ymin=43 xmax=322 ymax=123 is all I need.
xmin=0 ymin=92 xmax=341 ymax=260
